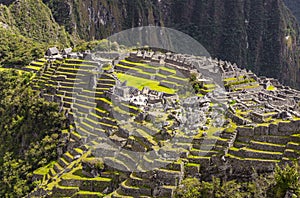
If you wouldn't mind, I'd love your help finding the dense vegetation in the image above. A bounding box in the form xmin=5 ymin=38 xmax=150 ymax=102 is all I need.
xmin=0 ymin=0 xmax=73 ymax=68
xmin=176 ymin=163 xmax=300 ymax=198
xmin=0 ymin=70 xmax=67 ymax=197
xmin=0 ymin=27 xmax=47 ymax=67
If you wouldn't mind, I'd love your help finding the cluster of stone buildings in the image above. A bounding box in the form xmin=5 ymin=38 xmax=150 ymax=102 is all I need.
xmin=30 ymin=48 xmax=300 ymax=197
xmin=45 ymin=47 xmax=91 ymax=60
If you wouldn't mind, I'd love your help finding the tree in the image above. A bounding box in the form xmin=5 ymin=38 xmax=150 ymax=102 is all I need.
xmin=272 ymin=163 xmax=300 ymax=197
xmin=0 ymin=70 xmax=67 ymax=197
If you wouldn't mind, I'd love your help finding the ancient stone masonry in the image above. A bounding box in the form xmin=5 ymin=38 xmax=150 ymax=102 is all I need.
xmin=27 ymin=49 xmax=300 ymax=197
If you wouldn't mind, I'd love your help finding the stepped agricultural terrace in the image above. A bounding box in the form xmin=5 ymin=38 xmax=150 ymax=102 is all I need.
xmin=25 ymin=48 xmax=300 ymax=197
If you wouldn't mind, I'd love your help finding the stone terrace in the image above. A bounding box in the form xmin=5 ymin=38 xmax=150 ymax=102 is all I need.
xmin=27 ymin=49 xmax=300 ymax=197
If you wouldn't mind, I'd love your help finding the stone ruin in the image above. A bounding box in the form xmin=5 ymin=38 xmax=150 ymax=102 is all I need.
xmin=26 ymin=49 xmax=300 ymax=197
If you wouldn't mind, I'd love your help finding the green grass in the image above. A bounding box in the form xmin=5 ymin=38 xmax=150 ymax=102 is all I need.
xmin=235 ymin=84 xmax=260 ymax=90
xmin=121 ymin=59 xmax=158 ymax=69
xmin=224 ymin=77 xmax=237 ymax=82
xmin=229 ymin=147 xmax=240 ymax=151
xmin=267 ymin=85 xmax=276 ymax=91
xmin=122 ymin=59 xmax=176 ymax=73
xmin=186 ymin=163 xmax=200 ymax=167
xmin=33 ymin=161 xmax=56 ymax=175
xmin=168 ymin=75 xmax=188 ymax=81
xmin=250 ymin=140 xmax=285 ymax=147
xmin=31 ymin=61 xmax=45 ymax=66
xmin=62 ymin=167 xmax=111 ymax=182
xmin=226 ymin=153 xmax=280 ymax=162
xmin=203 ymin=84 xmax=216 ymax=89
xmin=99 ymin=97 xmax=112 ymax=105
xmin=74 ymin=148 xmax=84 ymax=154
xmin=242 ymin=147 xmax=283 ymax=155
xmin=159 ymin=66 xmax=176 ymax=74
xmin=76 ymin=191 xmax=104 ymax=196
xmin=0 ymin=68 xmax=11 ymax=71
xmin=25 ymin=65 xmax=41 ymax=71
xmin=116 ymin=73 xmax=175 ymax=94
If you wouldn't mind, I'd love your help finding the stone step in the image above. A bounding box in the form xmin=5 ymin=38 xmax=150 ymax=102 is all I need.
xmin=53 ymin=163 xmax=64 ymax=173
xmin=111 ymin=189 xmax=134 ymax=198
xmin=192 ymin=143 xmax=216 ymax=150
xmin=127 ymin=174 xmax=153 ymax=189
xmin=188 ymin=155 xmax=211 ymax=168
xmin=112 ymin=152 xmax=139 ymax=171
xmin=184 ymin=163 xmax=201 ymax=176
xmin=63 ymin=152 xmax=74 ymax=163
xmin=253 ymin=135 xmax=291 ymax=145
xmin=71 ymin=148 xmax=84 ymax=156
xmin=220 ymin=132 xmax=235 ymax=139
xmin=49 ymin=168 xmax=57 ymax=177
xmin=119 ymin=180 xmax=152 ymax=197
xmin=155 ymin=159 xmax=183 ymax=172
xmin=153 ymin=185 xmax=176 ymax=198
xmin=70 ymin=131 xmax=83 ymax=142
xmin=95 ymin=108 xmax=109 ymax=117
xmin=97 ymin=83 xmax=114 ymax=89
xmin=60 ymin=177 xmax=112 ymax=193
xmin=248 ymin=140 xmax=286 ymax=153
xmin=103 ymin=157 xmax=131 ymax=172
xmin=190 ymin=149 xmax=218 ymax=157
xmin=52 ymin=185 xmax=79 ymax=197
xmin=229 ymin=148 xmax=283 ymax=160
xmin=172 ymin=142 xmax=193 ymax=151
xmin=73 ymin=103 xmax=93 ymax=114
xmin=154 ymin=168 xmax=183 ymax=186
xmin=286 ymin=142 xmax=300 ymax=151
xmin=71 ymin=191 xmax=104 ymax=198
xmin=283 ymin=149 xmax=300 ymax=159
xmin=58 ymin=157 xmax=69 ymax=168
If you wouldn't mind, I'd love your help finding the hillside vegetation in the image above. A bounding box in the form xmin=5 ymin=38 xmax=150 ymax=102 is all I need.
xmin=0 ymin=0 xmax=73 ymax=67
xmin=0 ymin=70 xmax=67 ymax=197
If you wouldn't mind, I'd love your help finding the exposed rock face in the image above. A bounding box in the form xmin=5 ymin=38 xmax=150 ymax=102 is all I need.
xmin=165 ymin=0 xmax=300 ymax=89
xmin=42 ymin=0 xmax=161 ymax=40
xmin=41 ymin=0 xmax=300 ymax=89
xmin=1 ymin=0 xmax=300 ymax=88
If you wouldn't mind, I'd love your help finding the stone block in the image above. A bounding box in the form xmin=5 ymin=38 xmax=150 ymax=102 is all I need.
xmin=278 ymin=121 xmax=297 ymax=135
xmin=254 ymin=126 xmax=269 ymax=136
xmin=268 ymin=124 xmax=279 ymax=136
xmin=237 ymin=127 xmax=254 ymax=137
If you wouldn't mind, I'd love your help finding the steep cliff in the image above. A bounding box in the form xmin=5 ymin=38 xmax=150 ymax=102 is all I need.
xmin=41 ymin=0 xmax=300 ymax=88
xmin=1 ymin=0 xmax=300 ymax=88
xmin=0 ymin=0 xmax=72 ymax=46
xmin=164 ymin=0 xmax=300 ymax=88
xmin=42 ymin=0 xmax=162 ymax=40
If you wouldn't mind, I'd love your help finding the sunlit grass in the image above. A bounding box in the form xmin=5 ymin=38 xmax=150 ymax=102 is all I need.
xmin=116 ymin=73 xmax=175 ymax=94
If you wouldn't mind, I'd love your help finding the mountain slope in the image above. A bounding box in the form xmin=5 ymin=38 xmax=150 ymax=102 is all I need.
xmin=0 ymin=0 xmax=74 ymax=67
xmin=41 ymin=0 xmax=300 ymax=88
xmin=1 ymin=0 xmax=300 ymax=88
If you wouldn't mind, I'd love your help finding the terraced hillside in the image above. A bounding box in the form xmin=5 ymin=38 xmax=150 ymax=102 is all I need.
xmin=25 ymin=50 xmax=300 ymax=197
